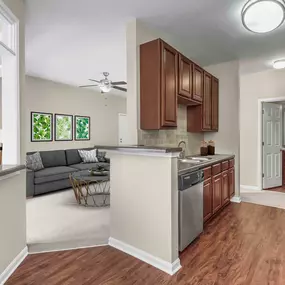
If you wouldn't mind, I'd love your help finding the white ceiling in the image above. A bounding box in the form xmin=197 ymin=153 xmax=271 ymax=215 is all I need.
xmin=25 ymin=0 xmax=285 ymax=90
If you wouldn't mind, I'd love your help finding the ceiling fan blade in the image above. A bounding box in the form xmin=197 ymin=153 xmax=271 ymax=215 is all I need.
xmin=89 ymin=79 xmax=100 ymax=83
xmin=79 ymin=84 xmax=98 ymax=88
xmin=113 ymin=86 xmax=127 ymax=92
xmin=112 ymin=81 xmax=127 ymax=85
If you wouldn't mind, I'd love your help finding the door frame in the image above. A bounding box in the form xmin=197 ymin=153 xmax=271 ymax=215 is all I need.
xmin=118 ymin=113 xmax=127 ymax=145
xmin=0 ymin=0 xmax=20 ymax=164
xmin=258 ymin=97 xmax=285 ymax=191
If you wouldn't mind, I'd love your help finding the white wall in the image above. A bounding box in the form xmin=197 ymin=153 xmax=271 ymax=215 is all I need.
xmin=240 ymin=68 xmax=285 ymax=188
xmin=204 ymin=61 xmax=240 ymax=196
xmin=25 ymin=76 xmax=126 ymax=152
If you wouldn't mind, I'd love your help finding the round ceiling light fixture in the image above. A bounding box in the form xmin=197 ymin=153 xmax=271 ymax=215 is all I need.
xmin=273 ymin=59 xmax=285 ymax=69
xmin=242 ymin=0 xmax=285 ymax=33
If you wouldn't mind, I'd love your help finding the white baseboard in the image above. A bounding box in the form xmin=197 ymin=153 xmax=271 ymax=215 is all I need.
xmin=231 ymin=196 xmax=242 ymax=203
xmin=109 ymin=237 xmax=181 ymax=275
xmin=240 ymin=185 xmax=261 ymax=192
xmin=0 ymin=246 xmax=28 ymax=284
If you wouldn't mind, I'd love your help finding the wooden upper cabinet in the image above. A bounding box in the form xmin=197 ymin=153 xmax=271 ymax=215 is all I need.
xmin=140 ymin=39 xmax=177 ymax=130
xmin=203 ymin=72 xmax=212 ymax=130
xmin=178 ymin=54 xmax=193 ymax=99
xmin=212 ymin=77 xmax=219 ymax=131
xmin=161 ymin=41 xmax=178 ymax=127
xmin=193 ymin=64 xmax=203 ymax=102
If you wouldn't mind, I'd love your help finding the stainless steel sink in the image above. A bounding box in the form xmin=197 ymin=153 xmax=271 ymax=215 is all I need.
xmin=179 ymin=159 xmax=202 ymax=164
xmin=189 ymin=157 xmax=212 ymax=161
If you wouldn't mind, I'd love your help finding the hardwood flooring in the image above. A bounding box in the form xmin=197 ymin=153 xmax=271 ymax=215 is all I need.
xmin=265 ymin=186 xmax=285 ymax=193
xmin=7 ymin=202 xmax=285 ymax=285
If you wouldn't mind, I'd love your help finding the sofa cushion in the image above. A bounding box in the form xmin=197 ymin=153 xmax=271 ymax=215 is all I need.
xmin=71 ymin=162 xmax=110 ymax=171
xmin=39 ymin=150 xmax=67 ymax=168
xmin=78 ymin=149 xmax=98 ymax=163
xmin=34 ymin=166 xmax=77 ymax=184
xmin=65 ymin=148 xmax=95 ymax=165
xmin=26 ymin=152 xmax=44 ymax=171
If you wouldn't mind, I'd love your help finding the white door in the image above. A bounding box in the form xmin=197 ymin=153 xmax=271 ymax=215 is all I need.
xmin=263 ymin=103 xmax=282 ymax=189
xmin=118 ymin=113 xmax=128 ymax=146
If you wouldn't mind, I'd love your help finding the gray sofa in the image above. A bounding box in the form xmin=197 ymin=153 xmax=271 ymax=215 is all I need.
xmin=26 ymin=148 xmax=110 ymax=197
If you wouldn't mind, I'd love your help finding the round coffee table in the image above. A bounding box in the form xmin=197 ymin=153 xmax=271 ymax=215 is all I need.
xmin=70 ymin=170 xmax=110 ymax=207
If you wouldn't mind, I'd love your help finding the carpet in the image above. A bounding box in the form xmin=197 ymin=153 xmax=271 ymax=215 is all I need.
xmin=241 ymin=190 xmax=285 ymax=210
xmin=26 ymin=189 xmax=110 ymax=253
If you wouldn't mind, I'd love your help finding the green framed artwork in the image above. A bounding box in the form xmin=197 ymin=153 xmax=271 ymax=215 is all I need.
xmin=75 ymin=115 xmax=90 ymax=140
xmin=31 ymin=112 xmax=53 ymax=142
xmin=55 ymin=114 xmax=73 ymax=141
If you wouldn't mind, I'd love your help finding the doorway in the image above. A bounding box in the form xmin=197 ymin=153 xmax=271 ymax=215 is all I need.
xmin=261 ymin=101 xmax=285 ymax=192
xmin=118 ymin=113 xmax=129 ymax=145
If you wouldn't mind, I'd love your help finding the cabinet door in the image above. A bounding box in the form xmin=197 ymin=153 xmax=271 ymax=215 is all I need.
xmin=203 ymin=178 xmax=213 ymax=223
xmin=212 ymin=77 xmax=219 ymax=131
xmin=193 ymin=64 xmax=203 ymax=102
xmin=222 ymin=170 xmax=230 ymax=206
xmin=203 ymin=72 xmax=212 ymax=130
xmin=212 ymin=173 xmax=222 ymax=214
xmin=161 ymin=41 xmax=178 ymax=127
xmin=178 ymin=54 xmax=193 ymax=99
xmin=229 ymin=167 xmax=235 ymax=198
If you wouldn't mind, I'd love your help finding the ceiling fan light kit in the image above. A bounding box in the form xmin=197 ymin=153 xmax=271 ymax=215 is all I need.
xmin=79 ymin=72 xmax=127 ymax=93
xmin=242 ymin=0 xmax=285 ymax=33
xmin=273 ymin=59 xmax=285 ymax=69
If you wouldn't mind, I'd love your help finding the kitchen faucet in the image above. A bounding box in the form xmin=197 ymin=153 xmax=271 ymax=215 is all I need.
xmin=178 ymin=141 xmax=186 ymax=159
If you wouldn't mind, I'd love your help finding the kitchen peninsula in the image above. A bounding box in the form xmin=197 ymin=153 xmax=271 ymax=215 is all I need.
xmin=97 ymin=145 xmax=236 ymax=275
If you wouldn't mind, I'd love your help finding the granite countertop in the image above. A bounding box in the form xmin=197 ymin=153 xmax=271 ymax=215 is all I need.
xmin=0 ymin=165 xmax=26 ymax=178
xmin=95 ymin=145 xmax=182 ymax=153
xmin=178 ymin=154 xmax=235 ymax=175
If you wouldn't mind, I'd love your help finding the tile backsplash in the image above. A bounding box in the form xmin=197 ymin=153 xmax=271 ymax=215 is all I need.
xmin=138 ymin=105 xmax=204 ymax=155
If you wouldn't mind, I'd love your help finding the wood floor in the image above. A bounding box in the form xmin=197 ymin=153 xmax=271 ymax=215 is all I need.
xmin=265 ymin=186 xmax=285 ymax=193
xmin=7 ymin=202 xmax=285 ymax=285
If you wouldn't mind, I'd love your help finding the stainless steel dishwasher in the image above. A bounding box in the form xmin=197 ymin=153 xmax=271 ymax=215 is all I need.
xmin=178 ymin=169 xmax=204 ymax=252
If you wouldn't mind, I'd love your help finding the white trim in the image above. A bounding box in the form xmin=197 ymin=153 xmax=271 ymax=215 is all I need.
xmin=231 ymin=196 xmax=242 ymax=203
xmin=0 ymin=246 xmax=28 ymax=284
xmin=240 ymin=185 xmax=261 ymax=191
xmin=29 ymin=243 xmax=108 ymax=255
xmin=109 ymin=237 xmax=181 ymax=276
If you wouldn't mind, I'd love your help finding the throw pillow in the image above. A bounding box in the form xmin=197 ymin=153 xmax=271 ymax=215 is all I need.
xmin=78 ymin=149 xmax=98 ymax=163
xmin=26 ymin=152 xmax=44 ymax=171
xmin=97 ymin=151 xmax=107 ymax=162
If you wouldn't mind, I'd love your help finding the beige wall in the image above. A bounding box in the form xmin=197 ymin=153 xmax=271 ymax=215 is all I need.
xmin=240 ymin=68 xmax=285 ymax=188
xmin=110 ymin=152 xmax=179 ymax=265
xmin=139 ymin=105 xmax=203 ymax=155
xmin=25 ymin=76 xmax=126 ymax=152
xmin=204 ymin=61 xmax=240 ymax=195
xmin=0 ymin=171 xmax=26 ymax=281
xmin=126 ymin=20 xmax=203 ymax=150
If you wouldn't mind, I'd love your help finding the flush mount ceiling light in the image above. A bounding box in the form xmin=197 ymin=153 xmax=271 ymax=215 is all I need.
xmin=273 ymin=59 xmax=285 ymax=69
xmin=242 ymin=0 xmax=285 ymax=33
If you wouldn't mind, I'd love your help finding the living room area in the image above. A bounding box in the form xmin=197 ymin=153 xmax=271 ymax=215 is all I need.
xmin=25 ymin=76 xmax=126 ymax=252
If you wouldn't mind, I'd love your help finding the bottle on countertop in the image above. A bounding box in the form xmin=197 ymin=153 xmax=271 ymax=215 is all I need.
xmin=200 ymin=141 xmax=208 ymax=156
xmin=208 ymin=140 xmax=215 ymax=155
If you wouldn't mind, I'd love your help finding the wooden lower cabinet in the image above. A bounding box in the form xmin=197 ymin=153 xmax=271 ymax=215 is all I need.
xmin=229 ymin=167 xmax=235 ymax=197
xmin=203 ymin=178 xmax=213 ymax=223
xmin=203 ymin=159 xmax=235 ymax=224
xmin=222 ymin=170 xmax=230 ymax=206
xmin=212 ymin=173 xmax=222 ymax=214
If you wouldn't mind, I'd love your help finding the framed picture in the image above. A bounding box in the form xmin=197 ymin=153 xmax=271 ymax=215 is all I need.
xmin=75 ymin=115 xmax=90 ymax=141
xmin=31 ymin=112 xmax=53 ymax=142
xmin=55 ymin=114 xmax=73 ymax=141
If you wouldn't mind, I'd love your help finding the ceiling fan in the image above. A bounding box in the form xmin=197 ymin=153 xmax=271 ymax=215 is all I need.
xmin=79 ymin=72 xmax=127 ymax=93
